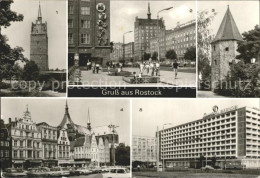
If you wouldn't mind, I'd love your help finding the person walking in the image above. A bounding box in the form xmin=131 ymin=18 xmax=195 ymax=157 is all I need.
xmin=145 ymin=61 xmax=150 ymax=75
xmin=155 ymin=61 xmax=160 ymax=76
xmin=173 ymin=59 xmax=179 ymax=79
xmin=96 ymin=63 xmax=100 ymax=74
xmin=92 ymin=62 xmax=96 ymax=73
xmin=140 ymin=62 xmax=144 ymax=74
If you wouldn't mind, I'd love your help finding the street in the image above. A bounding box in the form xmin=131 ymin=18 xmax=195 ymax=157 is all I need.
xmin=197 ymin=90 xmax=228 ymax=98
xmin=133 ymin=172 xmax=260 ymax=178
xmin=70 ymin=174 xmax=103 ymax=178
xmin=80 ymin=67 xmax=196 ymax=86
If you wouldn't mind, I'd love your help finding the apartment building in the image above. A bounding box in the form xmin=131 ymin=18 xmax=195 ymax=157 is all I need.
xmin=132 ymin=135 xmax=157 ymax=165
xmin=158 ymin=106 xmax=260 ymax=169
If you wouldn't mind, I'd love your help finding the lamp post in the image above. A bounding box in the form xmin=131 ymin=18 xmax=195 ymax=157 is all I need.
xmin=157 ymin=7 xmax=173 ymax=62
xmin=162 ymin=123 xmax=172 ymax=171
xmin=123 ymin=31 xmax=133 ymax=62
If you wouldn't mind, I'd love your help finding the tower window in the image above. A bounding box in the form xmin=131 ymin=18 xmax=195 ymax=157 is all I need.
xmin=225 ymin=47 xmax=229 ymax=51
xmin=213 ymin=45 xmax=216 ymax=51
xmin=214 ymin=60 xmax=217 ymax=65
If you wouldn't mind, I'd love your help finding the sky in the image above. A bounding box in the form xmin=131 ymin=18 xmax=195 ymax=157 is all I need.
xmin=111 ymin=0 xmax=196 ymax=43
xmin=1 ymin=99 xmax=130 ymax=146
xmin=132 ymin=99 xmax=260 ymax=137
xmin=198 ymin=1 xmax=259 ymax=36
xmin=2 ymin=0 xmax=67 ymax=70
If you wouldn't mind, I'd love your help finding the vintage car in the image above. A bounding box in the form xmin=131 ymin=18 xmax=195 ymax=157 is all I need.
xmin=3 ymin=168 xmax=26 ymax=177
xmin=75 ymin=167 xmax=92 ymax=175
xmin=26 ymin=168 xmax=48 ymax=177
xmin=102 ymin=168 xmax=130 ymax=178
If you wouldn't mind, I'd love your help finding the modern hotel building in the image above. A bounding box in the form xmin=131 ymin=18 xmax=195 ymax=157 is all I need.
xmin=158 ymin=106 xmax=260 ymax=169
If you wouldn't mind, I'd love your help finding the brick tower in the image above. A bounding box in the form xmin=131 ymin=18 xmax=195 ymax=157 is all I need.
xmin=30 ymin=1 xmax=49 ymax=71
xmin=211 ymin=6 xmax=243 ymax=90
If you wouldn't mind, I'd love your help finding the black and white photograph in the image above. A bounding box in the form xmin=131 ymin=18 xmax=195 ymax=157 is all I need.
xmin=0 ymin=98 xmax=130 ymax=177
xmin=132 ymin=99 xmax=260 ymax=178
xmin=197 ymin=1 xmax=260 ymax=98
xmin=0 ymin=0 xmax=67 ymax=97
xmin=68 ymin=0 xmax=196 ymax=87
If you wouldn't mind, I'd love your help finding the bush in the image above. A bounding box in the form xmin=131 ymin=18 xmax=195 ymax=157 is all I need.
xmin=0 ymin=82 xmax=11 ymax=89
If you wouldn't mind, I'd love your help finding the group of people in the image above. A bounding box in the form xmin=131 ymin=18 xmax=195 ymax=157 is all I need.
xmin=86 ymin=60 xmax=101 ymax=74
xmin=139 ymin=61 xmax=160 ymax=76
xmin=106 ymin=61 xmax=123 ymax=74
xmin=139 ymin=59 xmax=179 ymax=79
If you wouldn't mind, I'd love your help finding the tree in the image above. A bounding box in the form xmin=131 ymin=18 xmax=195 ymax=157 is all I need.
xmin=236 ymin=25 xmax=260 ymax=64
xmin=151 ymin=51 xmax=158 ymax=61
xmin=165 ymin=49 xmax=177 ymax=60
xmin=115 ymin=143 xmax=130 ymax=166
xmin=0 ymin=1 xmax=25 ymax=82
xmin=197 ymin=9 xmax=217 ymax=81
xmin=22 ymin=61 xmax=40 ymax=81
xmin=184 ymin=46 xmax=196 ymax=61
xmin=142 ymin=52 xmax=151 ymax=61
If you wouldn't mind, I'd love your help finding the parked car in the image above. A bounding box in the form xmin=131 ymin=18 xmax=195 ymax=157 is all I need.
xmin=91 ymin=167 xmax=102 ymax=174
xmin=201 ymin=165 xmax=215 ymax=170
xmin=75 ymin=168 xmax=92 ymax=175
xmin=102 ymin=168 xmax=130 ymax=178
xmin=27 ymin=168 xmax=48 ymax=177
xmin=3 ymin=168 xmax=26 ymax=177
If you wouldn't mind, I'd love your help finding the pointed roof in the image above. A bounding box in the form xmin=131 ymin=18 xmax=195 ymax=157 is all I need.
xmin=147 ymin=2 xmax=151 ymax=19
xmin=212 ymin=6 xmax=243 ymax=43
xmin=58 ymin=101 xmax=75 ymax=129
xmin=38 ymin=1 xmax=42 ymax=19
xmin=87 ymin=108 xmax=91 ymax=131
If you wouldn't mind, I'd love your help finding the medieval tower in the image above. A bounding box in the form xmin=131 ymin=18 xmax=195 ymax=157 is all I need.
xmin=211 ymin=6 xmax=243 ymax=90
xmin=30 ymin=2 xmax=49 ymax=71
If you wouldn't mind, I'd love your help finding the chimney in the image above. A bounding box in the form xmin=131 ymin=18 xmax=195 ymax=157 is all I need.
xmin=177 ymin=21 xmax=180 ymax=27
xmin=9 ymin=118 xmax=11 ymax=124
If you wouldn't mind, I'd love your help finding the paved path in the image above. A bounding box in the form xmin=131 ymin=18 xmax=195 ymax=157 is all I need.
xmin=80 ymin=68 xmax=196 ymax=87
xmin=197 ymin=90 xmax=228 ymax=98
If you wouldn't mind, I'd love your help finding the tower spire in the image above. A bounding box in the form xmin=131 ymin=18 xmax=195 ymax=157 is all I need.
xmin=147 ymin=2 xmax=151 ymax=19
xmin=87 ymin=108 xmax=91 ymax=131
xmin=38 ymin=1 xmax=42 ymax=20
xmin=65 ymin=100 xmax=69 ymax=113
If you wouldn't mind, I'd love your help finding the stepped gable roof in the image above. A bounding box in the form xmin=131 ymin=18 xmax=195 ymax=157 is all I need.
xmin=212 ymin=6 xmax=243 ymax=43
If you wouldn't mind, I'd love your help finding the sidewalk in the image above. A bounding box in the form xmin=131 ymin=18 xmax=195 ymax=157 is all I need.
xmin=79 ymin=68 xmax=196 ymax=87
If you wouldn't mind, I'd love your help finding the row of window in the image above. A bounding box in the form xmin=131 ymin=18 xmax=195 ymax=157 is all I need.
xmin=0 ymin=150 xmax=9 ymax=158
xmin=68 ymin=19 xmax=91 ymax=28
xmin=0 ymin=141 xmax=9 ymax=147
xmin=69 ymin=6 xmax=90 ymax=15
xmin=68 ymin=33 xmax=90 ymax=44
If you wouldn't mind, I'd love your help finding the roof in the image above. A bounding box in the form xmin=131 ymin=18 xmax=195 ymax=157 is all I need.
xmin=58 ymin=102 xmax=75 ymax=130
xmin=212 ymin=6 xmax=243 ymax=43
xmin=74 ymin=137 xmax=85 ymax=147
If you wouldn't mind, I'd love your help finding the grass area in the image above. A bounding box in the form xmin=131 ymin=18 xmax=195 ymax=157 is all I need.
xmin=0 ymin=89 xmax=53 ymax=97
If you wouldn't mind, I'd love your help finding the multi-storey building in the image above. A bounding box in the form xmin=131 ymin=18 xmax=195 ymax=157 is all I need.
xmin=124 ymin=42 xmax=135 ymax=61
xmin=0 ymin=118 xmax=12 ymax=170
xmin=30 ymin=2 xmax=48 ymax=71
xmin=110 ymin=43 xmax=123 ymax=62
xmin=57 ymin=127 xmax=70 ymax=166
xmin=150 ymin=20 xmax=196 ymax=61
xmin=68 ymin=0 xmax=111 ymax=67
xmin=36 ymin=122 xmax=58 ymax=167
xmin=132 ymin=135 xmax=157 ymax=165
xmin=157 ymin=106 xmax=260 ymax=169
xmin=134 ymin=2 xmax=165 ymax=61
xmin=7 ymin=107 xmax=42 ymax=168
xmin=211 ymin=6 xmax=243 ymax=90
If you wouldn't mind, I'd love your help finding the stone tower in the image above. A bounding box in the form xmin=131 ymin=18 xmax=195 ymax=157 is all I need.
xmin=211 ymin=6 xmax=243 ymax=90
xmin=30 ymin=1 xmax=48 ymax=71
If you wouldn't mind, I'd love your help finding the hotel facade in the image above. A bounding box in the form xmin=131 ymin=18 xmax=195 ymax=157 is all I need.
xmin=158 ymin=106 xmax=260 ymax=169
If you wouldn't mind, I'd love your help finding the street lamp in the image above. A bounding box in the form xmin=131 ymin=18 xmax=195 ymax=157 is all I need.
xmin=162 ymin=123 xmax=172 ymax=171
xmin=123 ymin=31 xmax=133 ymax=62
xmin=157 ymin=7 xmax=173 ymax=62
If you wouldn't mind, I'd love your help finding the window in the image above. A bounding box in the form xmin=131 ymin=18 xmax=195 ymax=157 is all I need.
xmin=14 ymin=140 xmax=17 ymax=147
xmin=81 ymin=34 xmax=90 ymax=44
xmin=20 ymin=141 xmax=23 ymax=147
xmin=14 ymin=150 xmax=17 ymax=158
xmin=214 ymin=60 xmax=217 ymax=65
xmin=225 ymin=47 xmax=229 ymax=51
xmin=68 ymin=19 xmax=73 ymax=28
xmin=81 ymin=7 xmax=90 ymax=15
xmin=20 ymin=150 xmax=23 ymax=158
xmin=5 ymin=150 xmax=9 ymax=157
xmin=68 ymin=33 xmax=73 ymax=44
xmin=68 ymin=5 xmax=73 ymax=14
xmin=81 ymin=20 xmax=90 ymax=28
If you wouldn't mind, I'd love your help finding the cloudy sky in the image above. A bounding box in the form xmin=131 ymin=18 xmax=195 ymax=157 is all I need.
xmin=133 ymin=99 xmax=260 ymax=137
xmin=2 ymin=0 xmax=66 ymax=70
xmin=198 ymin=1 xmax=259 ymax=36
xmin=111 ymin=1 xmax=196 ymax=43
xmin=1 ymin=99 xmax=130 ymax=145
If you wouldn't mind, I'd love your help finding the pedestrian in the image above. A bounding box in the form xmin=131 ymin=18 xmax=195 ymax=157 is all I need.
xmin=119 ymin=62 xmax=123 ymax=71
xmin=87 ymin=60 xmax=91 ymax=71
xmin=145 ymin=62 xmax=150 ymax=75
xmin=96 ymin=63 xmax=100 ymax=74
xmin=173 ymin=59 xmax=179 ymax=79
xmin=140 ymin=62 xmax=144 ymax=74
xmin=92 ymin=62 xmax=96 ymax=73
xmin=150 ymin=62 xmax=154 ymax=76
xmin=155 ymin=61 xmax=160 ymax=76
